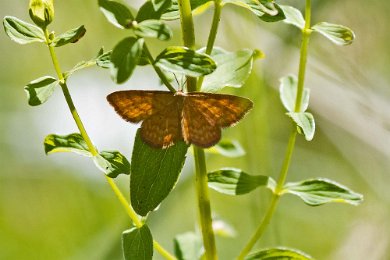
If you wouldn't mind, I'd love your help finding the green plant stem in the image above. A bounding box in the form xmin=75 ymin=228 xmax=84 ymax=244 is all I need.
xmin=44 ymin=29 xmax=176 ymax=260
xmin=237 ymin=0 xmax=312 ymax=258
xmin=178 ymin=1 xmax=217 ymax=259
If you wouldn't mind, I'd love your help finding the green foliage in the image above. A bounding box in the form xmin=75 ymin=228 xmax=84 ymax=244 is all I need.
xmin=98 ymin=0 xmax=134 ymax=29
xmin=122 ymin=225 xmax=153 ymax=260
xmin=51 ymin=25 xmax=86 ymax=47
xmin=224 ymin=0 xmax=285 ymax=22
xmin=206 ymin=139 xmax=245 ymax=158
xmin=133 ymin=19 xmax=172 ymax=40
xmin=24 ymin=76 xmax=58 ymax=106
xmin=136 ymin=0 xmax=172 ymax=22
xmin=93 ymin=151 xmax=130 ymax=178
xmin=280 ymin=5 xmax=305 ymax=29
xmin=287 ymin=112 xmax=315 ymax=141
xmin=283 ymin=178 xmax=363 ymax=206
xmin=3 ymin=16 xmax=45 ymax=44
xmin=312 ymin=22 xmax=355 ymax=46
xmin=161 ymin=0 xmax=211 ymax=20
xmin=279 ymin=75 xmax=309 ymax=112
xmin=130 ymin=130 xmax=189 ymax=216
xmin=174 ymin=232 xmax=204 ymax=260
xmin=246 ymin=247 xmax=313 ymax=260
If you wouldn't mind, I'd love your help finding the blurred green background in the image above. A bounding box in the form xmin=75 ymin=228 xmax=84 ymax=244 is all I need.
xmin=1 ymin=0 xmax=389 ymax=259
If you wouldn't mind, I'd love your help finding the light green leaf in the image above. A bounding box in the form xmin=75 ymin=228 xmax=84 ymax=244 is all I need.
xmin=137 ymin=0 xmax=172 ymax=22
xmin=174 ymin=232 xmax=204 ymax=260
xmin=162 ymin=0 xmax=211 ymax=20
xmin=52 ymin=25 xmax=86 ymax=47
xmin=279 ymin=75 xmax=309 ymax=112
xmin=208 ymin=168 xmax=270 ymax=195
xmin=131 ymin=129 xmax=189 ymax=216
xmin=312 ymin=22 xmax=355 ymax=46
xmin=287 ymin=112 xmax=315 ymax=141
xmin=3 ymin=16 xmax=45 ymax=44
xmin=44 ymin=133 xmax=91 ymax=157
xmin=282 ymin=178 xmax=363 ymax=206
xmin=110 ymin=37 xmax=144 ymax=84
xmin=201 ymin=48 xmax=255 ymax=92
xmin=24 ymin=76 xmax=58 ymax=106
xmin=122 ymin=225 xmax=153 ymax=260
xmin=280 ymin=5 xmax=305 ymax=29
xmin=224 ymin=0 xmax=285 ymax=22
xmin=133 ymin=19 xmax=172 ymax=41
xmin=246 ymin=247 xmax=313 ymax=260
xmin=98 ymin=0 xmax=133 ymax=29
xmin=93 ymin=151 xmax=130 ymax=178
xmin=155 ymin=46 xmax=216 ymax=77
xmin=206 ymin=139 xmax=245 ymax=158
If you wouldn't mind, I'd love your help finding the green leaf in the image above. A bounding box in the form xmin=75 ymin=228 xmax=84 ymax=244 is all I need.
xmin=24 ymin=76 xmax=58 ymax=106
xmin=287 ymin=112 xmax=315 ymax=141
xmin=96 ymin=48 xmax=112 ymax=69
xmin=224 ymin=0 xmax=285 ymax=22
xmin=206 ymin=139 xmax=245 ymax=158
xmin=122 ymin=225 xmax=153 ymax=260
xmin=161 ymin=0 xmax=211 ymax=20
xmin=279 ymin=75 xmax=309 ymax=112
xmin=246 ymin=247 xmax=313 ymax=260
xmin=93 ymin=151 xmax=130 ymax=178
xmin=136 ymin=0 xmax=172 ymax=22
xmin=174 ymin=232 xmax=204 ymax=260
xmin=133 ymin=19 xmax=172 ymax=41
xmin=3 ymin=16 xmax=45 ymax=44
xmin=52 ymin=25 xmax=86 ymax=47
xmin=155 ymin=46 xmax=216 ymax=77
xmin=312 ymin=22 xmax=355 ymax=46
xmin=44 ymin=133 xmax=91 ymax=157
xmin=280 ymin=5 xmax=305 ymax=29
xmin=131 ymin=129 xmax=189 ymax=216
xmin=208 ymin=168 xmax=270 ymax=195
xmin=98 ymin=0 xmax=133 ymax=29
xmin=282 ymin=178 xmax=363 ymax=206
xmin=201 ymin=48 xmax=255 ymax=92
xmin=110 ymin=37 xmax=144 ymax=84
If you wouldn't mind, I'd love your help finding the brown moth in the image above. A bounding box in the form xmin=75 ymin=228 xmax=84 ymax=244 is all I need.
xmin=107 ymin=90 xmax=253 ymax=148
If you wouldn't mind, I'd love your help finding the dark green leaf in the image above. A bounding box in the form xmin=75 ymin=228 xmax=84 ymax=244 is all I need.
xmin=312 ymin=22 xmax=355 ymax=46
xmin=287 ymin=112 xmax=315 ymax=141
xmin=133 ymin=19 xmax=172 ymax=41
xmin=93 ymin=151 xmax=130 ymax=178
xmin=122 ymin=225 xmax=153 ymax=260
xmin=162 ymin=0 xmax=212 ymax=20
xmin=201 ymin=48 xmax=255 ymax=92
xmin=24 ymin=76 xmax=58 ymax=106
xmin=279 ymin=75 xmax=309 ymax=112
xmin=206 ymin=139 xmax=245 ymax=158
xmin=131 ymin=129 xmax=189 ymax=216
xmin=174 ymin=232 xmax=204 ymax=260
xmin=98 ymin=0 xmax=133 ymax=29
xmin=137 ymin=0 xmax=172 ymax=22
xmin=44 ymin=133 xmax=91 ymax=156
xmin=208 ymin=168 xmax=270 ymax=195
xmin=52 ymin=25 xmax=86 ymax=47
xmin=246 ymin=247 xmax=313 ymax=260
xmin=3 ymin=16 xmax=45 ymax=44
xmin=110 ymin=37 xmax=144 ymax=84
xmin=224 ymin=0 xmax=285 ymax=22
xmin=280 ymin=5 xmax=305 ymax=29
xmin=155 ymin=46 xmax=216 ymax=77
xmin=283 ymin=178 xmax=363 ymax=206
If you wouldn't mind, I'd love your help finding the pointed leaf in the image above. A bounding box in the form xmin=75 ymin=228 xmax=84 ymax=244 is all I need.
xmin=155 ymin=46 xmax=216 ymax=77
xmin=206 ymin=139 xmax=245 ymax=158
xmin=280 ymin=5 xmax=305 ymax=29
xmin=246 ymin=247 xmax=313 ymax=260
xmin=96 ymin=48 xmax=112 ymax=69
xmin=208 ymin=168 xmax=270 ymax=195
xmin=44 ymin=133 xmax=91 ymax=156
xmin=282 ymin=178 xmax=363 ymax=206
xmin=174 ymin=232 xmax=204 ymax=260
xmin=133 ymin=19 xmax=172 ymax=41
xmin=110 ymin=37 xmax=144 ymax=84
xmin=224 ymin=0 xmax=285 ymax=22
xmin=24 ymin=76 xmax=58 ymax=106
xmin=312 ymin=22 xmax=355 ymax=46
xmin=93 ymin=151 xmax=130 ymax=178
xmin=3 ymin=16 xmax=45 ymax=44
xmin=279 ymin=75 xmax=309 ymax=112
xmin=52 ymin=25 xmax=86 ymax=47
xmin=122 ymin=225 xmax=153 ymax=260
xmin=136 ymin=0 xmax=172 ymax=22
xmin=201 ymin=48 xmax=256 ymax=92
xmin=131 ymin=129 xmax=189 ymax=216
xmin=287 ymin=112 xmax=315 ymax=141
xmin=98 ymin=0 xmax=133 ymax=29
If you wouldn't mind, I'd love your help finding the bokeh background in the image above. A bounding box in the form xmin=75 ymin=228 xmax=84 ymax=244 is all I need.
xmin=1 ymin=0 xmax=389 ymax=259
